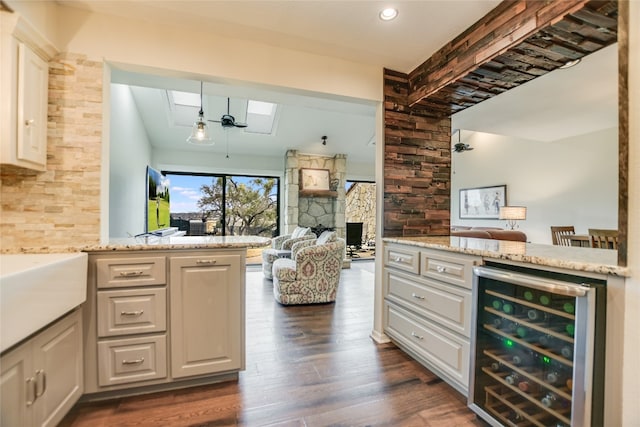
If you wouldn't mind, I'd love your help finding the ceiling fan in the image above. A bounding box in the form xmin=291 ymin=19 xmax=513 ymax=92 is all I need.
xmin=452 ymin=129 xmax=474 ymax=152
xmin=208 ymin=98 xmax=247 ymax=129
xmin=453 ymin=142 xmax=474 ymax=152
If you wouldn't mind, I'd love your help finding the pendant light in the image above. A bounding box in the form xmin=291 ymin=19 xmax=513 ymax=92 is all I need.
xmin=187 ymin=81 xmax=213 ymax=145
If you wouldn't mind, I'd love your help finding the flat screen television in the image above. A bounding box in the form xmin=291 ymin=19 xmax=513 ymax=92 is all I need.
xmin=146 ymin=166 xmax=171 ymax=234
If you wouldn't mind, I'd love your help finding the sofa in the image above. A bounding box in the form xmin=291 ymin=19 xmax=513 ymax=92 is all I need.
xmin=262 ymin=226 xmax=316 ymax=279
xmin=450 ymin=226 xmax=527 ymax=242
xmin=272 ymin=232 xmax=345 ymax=305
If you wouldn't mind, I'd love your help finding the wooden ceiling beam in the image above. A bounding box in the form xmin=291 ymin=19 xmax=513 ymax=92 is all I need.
xmin=407 ymin=0 xmax=592 ymax=108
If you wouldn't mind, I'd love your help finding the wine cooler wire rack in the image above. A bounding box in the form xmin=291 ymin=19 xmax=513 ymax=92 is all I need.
xmin=484 ymin=385 xmax=568 ymax=427
xmin=484 ymin=289 xmax=576 ymax=322
xmin=483 ymin=349 xmax=573 ymax=401
xmin=480 ymin=288 xmax=576 ymax=426
xmin=483 ymin=321 xmax=574 ymax=369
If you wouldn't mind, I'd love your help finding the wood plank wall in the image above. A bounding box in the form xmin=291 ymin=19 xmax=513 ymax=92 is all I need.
xmin=383 ymin=69 xmax=451 ymax=237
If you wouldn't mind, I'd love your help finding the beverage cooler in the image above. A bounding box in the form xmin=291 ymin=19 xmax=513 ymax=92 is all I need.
xmin=469 ymin=263 xmax=606 ymax=427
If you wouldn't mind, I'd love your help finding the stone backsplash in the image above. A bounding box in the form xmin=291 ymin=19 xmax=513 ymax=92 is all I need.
xmin=0 ymin=53 xmax=103 ymax=251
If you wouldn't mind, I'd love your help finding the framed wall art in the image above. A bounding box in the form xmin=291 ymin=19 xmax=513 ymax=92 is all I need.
xmin=459 ymin=185 xmax=507 ymax=219
xmin=299 ymin=168 xmax=330 ymax=191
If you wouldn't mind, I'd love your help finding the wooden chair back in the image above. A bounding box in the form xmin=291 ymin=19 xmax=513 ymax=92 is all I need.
xmin=550 ymin=226 xmax=575 ymax=246
xmin=588 ymin=228 xmax=619 ymax=249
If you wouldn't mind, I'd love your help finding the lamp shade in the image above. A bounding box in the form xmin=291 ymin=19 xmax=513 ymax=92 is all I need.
xmin=186 ymin=115 xmax=213 ymax=145
xmin=499 ymin=206 xmax=527 ymax=220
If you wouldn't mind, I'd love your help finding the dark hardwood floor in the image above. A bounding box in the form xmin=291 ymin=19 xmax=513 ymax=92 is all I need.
xmin=60 ymin=261 xmax=487 ymax=427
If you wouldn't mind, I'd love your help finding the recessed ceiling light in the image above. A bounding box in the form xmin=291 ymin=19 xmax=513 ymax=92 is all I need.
xmin=559 ymin=59 xmax=581 ymax=69
xmin=379 ymin=8 xmax=398 ymax=21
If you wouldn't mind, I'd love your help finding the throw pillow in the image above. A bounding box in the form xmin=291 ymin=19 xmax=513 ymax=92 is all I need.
xmin=316 ymin=231 xmax=337 ymax=245
xmin=291 ymin=227 xmax=310 ymax=239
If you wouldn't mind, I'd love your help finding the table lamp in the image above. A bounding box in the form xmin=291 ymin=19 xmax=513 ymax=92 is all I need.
xmin=499 ymin=206 xmax=527 ymax=230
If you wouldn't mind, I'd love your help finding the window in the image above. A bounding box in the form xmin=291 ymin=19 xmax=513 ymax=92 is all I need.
xmin=165 ymin=172 xmax=280 ymax=238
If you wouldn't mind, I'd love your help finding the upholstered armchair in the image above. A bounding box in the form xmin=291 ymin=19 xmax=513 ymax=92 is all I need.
xmin=272 ymin=232 xmax=345 ymax=305
xmin=262 ymin=227 xmax=316 ymax=279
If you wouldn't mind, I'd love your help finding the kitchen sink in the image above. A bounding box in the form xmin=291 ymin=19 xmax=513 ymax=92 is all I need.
xmin=0 ymin=252 xmax=88 ymax=353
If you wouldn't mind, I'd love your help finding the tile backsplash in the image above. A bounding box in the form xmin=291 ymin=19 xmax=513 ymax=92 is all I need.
xmin=1 ymin=53 xmax=103 ymax=251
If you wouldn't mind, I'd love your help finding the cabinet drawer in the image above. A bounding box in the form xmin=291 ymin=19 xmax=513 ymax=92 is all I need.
xmin=97 ymin=335 xmax=166 ymax=386
xmin=420 ymin=249 xmax=479 ymax=289
xmin=385 ymin=303 xmax=469 ymax=390
xmin=384 ymin=244 xmax=420 ymax=274
xmin=97 ymin=257 xmax=166 ymax=288
xmin=97 ymin=287 xmax=166 ymax=337
xmin=385 ymin=269 xmax=472 ymax=338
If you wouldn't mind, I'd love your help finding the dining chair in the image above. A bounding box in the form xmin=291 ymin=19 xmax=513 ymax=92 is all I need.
xmin=550 ymin=226 xmax=575 ymax=246
xmin=588 ymin=228 xmax=619 ymax=249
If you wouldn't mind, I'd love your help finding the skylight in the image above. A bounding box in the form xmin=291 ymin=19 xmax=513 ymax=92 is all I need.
xmin=245 ymin=100 xmax=277 ymax=134
xmin=248 ymin=100 xmax=275 ymax=115
xmin=169 ymin=90 xmax=200 ymax=107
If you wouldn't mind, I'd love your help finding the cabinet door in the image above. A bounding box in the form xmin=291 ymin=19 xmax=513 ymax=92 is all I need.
xmin=170 ymin=254 xmax=243 ymax=378
xmin=0 ymin=342 xmax=34 ymax=427
xmin=17 ymin=42 xmax=48 ymax=168
xmin=31 ymin=309 xmax=83 ymax=427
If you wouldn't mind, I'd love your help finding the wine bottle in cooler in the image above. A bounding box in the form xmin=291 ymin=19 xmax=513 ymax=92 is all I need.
xmin=517 ymin=379 xmax=538 ymax=393
xmin=522 ymin=289 xmax=535 ymax=302
xmin=511 ymin=348 xmax=535 ymax=366
xmin=502 ymin=301 xmax=515 ymax=315
xmin=505 ymin=372 xmax=520 ymax=385
xmin=541 ymin=392 xmax=559 ymax=409
xmin=545 ymin=369 xmax=570 ymax=387
xmin=527 ymin=308 xmax=549 ymax=323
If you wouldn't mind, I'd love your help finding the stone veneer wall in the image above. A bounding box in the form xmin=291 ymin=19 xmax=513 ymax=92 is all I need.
xmin=345 ymin=182 xmax=376 ymax=244
xmin=383 ymin=68 xmax=451 ymax=237
xmin=283 ymin=150 xmax=346 ymax=239
xmin=0 ymin=53 xmax=103 ymax=250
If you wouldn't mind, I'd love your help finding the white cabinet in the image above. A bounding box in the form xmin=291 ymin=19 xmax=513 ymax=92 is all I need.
xmin=0 ymin=12 xmax=53 ymax=172
xmin=383 ymin=243 xmax=480 ymax=394
xmin=84 ymin=249 xmax=246 ymax=396
xmin=0 ymin=308 xmax=83 ymax=427
xmin=170 ymin=254 xmax=244 ymax=378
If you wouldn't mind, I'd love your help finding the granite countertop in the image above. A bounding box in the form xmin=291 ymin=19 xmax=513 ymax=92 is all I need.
xmin=83 ymin=235 xmax=271 ymax=252
xmin=383 ymin=236 xmax=628 ymax=277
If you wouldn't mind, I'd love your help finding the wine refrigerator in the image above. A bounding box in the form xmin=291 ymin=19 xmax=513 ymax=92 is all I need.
xmin=469 ymin=263 xmax=606 ymax=427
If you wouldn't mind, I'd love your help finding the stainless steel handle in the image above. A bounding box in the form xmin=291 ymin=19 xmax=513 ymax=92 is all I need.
xmin=411 ymin=293 xmax=425 ymax=300
xmin=120 ymin=310 xmax=144 ymax=316
xmin=26 ymin=377 xmax=36 ymax=406
xmin=35 ymin=369 xmax=46 ymax=398
xmin=196 ymin=259 xmax=217 ymax=265
xmin=473 ymin=266 xmax=590 ymax=297
xmin=122 ymin=357 xmax=145 ymax=365
xmin=119 ymin=271 xmax=144 ymax=277
xmin=436 ymin=265 xmax=446 ymax=273
xmin=411 ymin=332 xmax=424 ymax=340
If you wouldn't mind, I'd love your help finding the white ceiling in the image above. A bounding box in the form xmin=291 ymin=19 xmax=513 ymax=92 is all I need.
xmin=62 ymin=1 xmax=617 ymax=163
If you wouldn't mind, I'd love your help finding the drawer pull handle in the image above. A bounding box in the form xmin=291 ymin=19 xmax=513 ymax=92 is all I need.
xmin=196 ymin=259 xmax=217 ymax=264
xmin=394 ymin=257 xmax=402 ymax=262
xmin=121 ymin=310 xmax=144 ymax=317
xmin=436 ymin=265 xmax=446 ymax=273
xmin=122 ymin=357 xmax=145 ymax=365
xmin=411 ymin=332 xmax=424 ymax=340
xmin=35 ymin=369 xmax=46 ymax=398
xmin=411 ymin=293 xmax=425 ymax=300
xmin=119 ymin=271 xmax=144 ymax=277
xmin=26 ymin=377 xmax=36 ymax=406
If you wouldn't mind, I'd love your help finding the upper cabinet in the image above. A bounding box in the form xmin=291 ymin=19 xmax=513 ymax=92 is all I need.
xmin=0 ymin=12 xmax=57 ymax=172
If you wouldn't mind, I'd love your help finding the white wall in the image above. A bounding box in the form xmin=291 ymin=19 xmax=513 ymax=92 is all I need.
xmin=450 ymin=128 xmax=618 ymax=244
xmin=109 ymin=83 xmax=153 ymax=237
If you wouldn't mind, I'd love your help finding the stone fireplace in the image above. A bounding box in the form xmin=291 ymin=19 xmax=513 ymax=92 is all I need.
xmin=283 ymin=150 xmax=346 ymax=239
